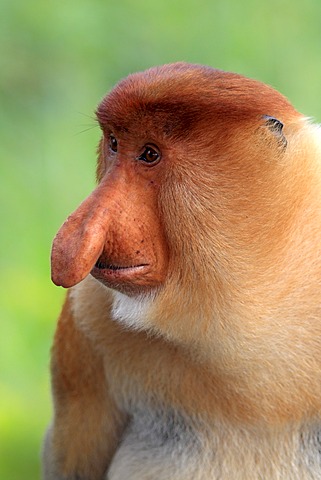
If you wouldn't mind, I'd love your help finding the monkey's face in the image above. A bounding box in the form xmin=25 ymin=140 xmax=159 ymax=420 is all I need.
xmin=51 ymin=127 xmax=169 ymax=296
xmin=51 ymin=63 xmax=300 ymax=299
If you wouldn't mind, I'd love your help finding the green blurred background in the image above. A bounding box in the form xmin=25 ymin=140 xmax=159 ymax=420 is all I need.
xmin=1 ymin=0 xmax=321 ymax=478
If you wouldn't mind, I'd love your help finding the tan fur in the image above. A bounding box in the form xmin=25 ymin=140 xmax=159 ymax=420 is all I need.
xmin=43 ymin=63 xmax=321 ymax=479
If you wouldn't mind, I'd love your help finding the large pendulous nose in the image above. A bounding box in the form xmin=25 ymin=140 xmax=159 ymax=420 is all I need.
xmin=51 ymin=184 xmax=111 ymax=288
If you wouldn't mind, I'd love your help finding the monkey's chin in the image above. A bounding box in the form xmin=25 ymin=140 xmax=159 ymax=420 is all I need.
xmin=90 ymin=264 xmax=158 ymax=296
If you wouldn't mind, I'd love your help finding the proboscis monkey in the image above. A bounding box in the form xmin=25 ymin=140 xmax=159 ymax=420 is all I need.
xmin=43 ymin=63 xmax=321 ymax=480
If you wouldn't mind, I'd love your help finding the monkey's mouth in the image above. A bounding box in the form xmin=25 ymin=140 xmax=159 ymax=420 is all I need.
xmin=90 ymin=258 xmax=151 ymax=292
xmin=94 ymin=260 xmax=148 ymax=271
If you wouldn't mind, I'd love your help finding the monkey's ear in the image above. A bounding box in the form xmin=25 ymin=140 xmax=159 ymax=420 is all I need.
xmin=262 ymin=115 xmax=287 ymax=149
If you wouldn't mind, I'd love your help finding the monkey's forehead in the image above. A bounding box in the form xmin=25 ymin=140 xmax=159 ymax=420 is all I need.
xmin=96 ymin=63 xmax=299 ymax=138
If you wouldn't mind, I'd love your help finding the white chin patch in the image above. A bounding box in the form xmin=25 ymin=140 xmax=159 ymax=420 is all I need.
xmin=111 ymin=291 xmax=154 ymax=330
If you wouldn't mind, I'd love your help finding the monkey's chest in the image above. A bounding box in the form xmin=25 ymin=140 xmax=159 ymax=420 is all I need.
xmin=106 ymin=407 xmax=210 ymax=480
xmin=105 ymin=405 xmax=321 ymax=480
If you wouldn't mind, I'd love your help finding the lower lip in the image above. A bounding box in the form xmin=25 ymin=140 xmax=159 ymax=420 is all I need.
xmin=90 ymin=264 xmax=149 ymax=285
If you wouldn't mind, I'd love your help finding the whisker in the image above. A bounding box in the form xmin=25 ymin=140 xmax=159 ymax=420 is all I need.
xmin=74 ymin=125 xmax=99 ymax=136
xmin=76 ymin=111 xmax=97 ymax=122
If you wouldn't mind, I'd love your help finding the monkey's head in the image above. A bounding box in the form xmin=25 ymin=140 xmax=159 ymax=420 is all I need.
xmin=52 ymin=63 xmax=320 ymax=334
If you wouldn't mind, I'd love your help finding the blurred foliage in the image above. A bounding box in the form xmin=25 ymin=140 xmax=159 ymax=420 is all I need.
xmin=1 ymin=0 xmax=321 ymax=478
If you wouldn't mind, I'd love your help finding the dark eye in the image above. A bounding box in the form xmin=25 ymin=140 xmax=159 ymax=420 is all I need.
xmin=138 ymin=145 xmax=161 ymax=165
xmin=109 ymin=135 xmax=118 ymax=153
